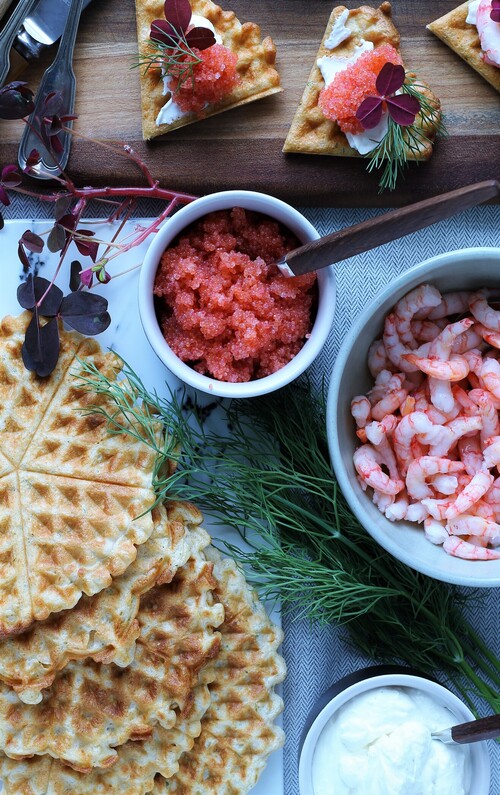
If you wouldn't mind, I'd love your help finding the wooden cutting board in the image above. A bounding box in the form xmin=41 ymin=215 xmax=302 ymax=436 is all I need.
xmin=0 ymin=0 xmax=498 ymax=206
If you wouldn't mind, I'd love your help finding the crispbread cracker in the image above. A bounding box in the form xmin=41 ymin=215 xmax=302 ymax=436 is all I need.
xmin=284 ymin=2 xmax=441 ymax=160
xmin=0 ymin=502 xmax=210 ymax=705
xmin=151 ymin=548 xmax=286 ymax=795
xmin=135 ymin=0 xmax=282 ymax=139
xmin=427 ymin=2 xmax=500 ymax=92
xmin=0 ymin=313 xmax=161 ymax=636
xmin=0 ymin=551 xmax=224 ymax=772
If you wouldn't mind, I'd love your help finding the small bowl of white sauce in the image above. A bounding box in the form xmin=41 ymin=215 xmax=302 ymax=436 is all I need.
xmin=299 ymin=665 xmax=491 ymax=795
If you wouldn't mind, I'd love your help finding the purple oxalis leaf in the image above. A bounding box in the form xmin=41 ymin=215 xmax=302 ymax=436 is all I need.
xmin=47 ymin=223 xmax=67 ymax=253
xmin=386 ymin=93 xmax=421 ymax=126
xmin=375 ymin=62 xmax=405 ymax=97
xmin=22 ymin=314 xmax=60 ymax=377
xmin=150 ymin=19 xmax=178 ymax=45
xmin=60 ymin=292 xmax=111 ymax=335
xmin=185 ymin=26 xmax=216 ymax=50
xmin=163 ymin=0 xmax=191 ymax=33
xmin=0 ymin=82 xmax=34 ymax=120
xmin=74 ymin=229 xmax=99 ymax=262
xmin=491 ymin=0 xmax=500 ymax=22
xmin=17 ymin=275 xmax=63 ymax=316
xmin=0 ymin=187 xmax=10 ymax=207
xmin=20 ymin=229 xmax=44 ymax=254
xmin=356 ymin=96 xmax=384 ymax=129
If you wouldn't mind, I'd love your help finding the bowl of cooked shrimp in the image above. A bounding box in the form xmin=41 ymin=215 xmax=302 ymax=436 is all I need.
xmin=327 ymin=247 xmax=500 ymax=587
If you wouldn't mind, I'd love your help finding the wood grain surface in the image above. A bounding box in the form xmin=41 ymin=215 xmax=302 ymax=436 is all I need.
xmin=0 ymin=0 xmax=498 ymax=206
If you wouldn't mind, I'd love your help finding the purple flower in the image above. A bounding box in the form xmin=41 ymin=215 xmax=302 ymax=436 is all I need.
xmin=356 ymin=62 xmax=421 ymax=130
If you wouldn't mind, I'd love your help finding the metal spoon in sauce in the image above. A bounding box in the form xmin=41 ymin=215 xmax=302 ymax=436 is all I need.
xmin=276 ymin=179 xmax=500 ymax=278
xmin=431 ymin=714 xmax=500 ymax=745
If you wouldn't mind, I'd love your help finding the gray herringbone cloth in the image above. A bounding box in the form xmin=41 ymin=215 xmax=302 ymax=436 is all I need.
xmin=5 ymin=196 xmax=499 ymax=795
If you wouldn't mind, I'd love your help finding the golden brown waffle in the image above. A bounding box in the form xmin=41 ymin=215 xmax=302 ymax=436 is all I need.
xmin=0 ymin=685 xmax=212 ymax=795
xmin=0 ymin=550 xmax=285 ymax=794
xmin=0 ymin=502 xmax=210 ymax=705
xmin=150 ymin=548 xmax=286 ymax=795
xmin=427 ymin=2 xmax=500 ymax=92
xmin=0 ymin=313 xmax=160 ymax=637
xmin=283 ymin=2 xmax=441 ymax=160
xmin=135 ymin=0 xmax=282 ymax=139
xmin=0 ymin=550 xmax=224 ymax=772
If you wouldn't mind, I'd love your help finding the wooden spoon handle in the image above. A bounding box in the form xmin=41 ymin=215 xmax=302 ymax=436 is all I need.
xmin=451 ymin=714 xmax=500 ymax=744
xmin=281 ymin=179 xmax=500 ymax=277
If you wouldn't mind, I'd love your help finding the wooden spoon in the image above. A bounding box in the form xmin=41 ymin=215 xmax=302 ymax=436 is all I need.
xmin=276 ymin=179 xmax=500 ymax=277
xmin=431 ymin=713 xmax=500 ymax=745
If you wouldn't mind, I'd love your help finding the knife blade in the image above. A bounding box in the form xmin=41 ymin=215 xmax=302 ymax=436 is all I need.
xmin=14 ymin=0 xmax=92 ymax=61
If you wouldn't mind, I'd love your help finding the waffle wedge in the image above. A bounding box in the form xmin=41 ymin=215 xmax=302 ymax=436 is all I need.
xmin=0 ymin=502 xmax=209 ymax=705
xmin=135 ymin=0 xmax=282 ymax=140
xmin=283 ymin=2 xmax=441 ymax=160
xmin=153 ymin=548 xmax=286 ymax=795
xmin=0 ymin=313 xmax=160 ymax=636
xmin=0 ymin=550 xmax=285 ymax=794
xmin=427 ymin=2 xmax=500 ymax=92
xmin=0 ymin=548 xmax=223 ymax=772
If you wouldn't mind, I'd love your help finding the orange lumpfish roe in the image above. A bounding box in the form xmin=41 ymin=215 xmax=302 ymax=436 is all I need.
xmin=173 ymin=45 xmax=239 ymax=113
xmin=318 ymin=44 xmax=403 ymax=134
xmin=154 ymin=208 xmax=317 ymax=383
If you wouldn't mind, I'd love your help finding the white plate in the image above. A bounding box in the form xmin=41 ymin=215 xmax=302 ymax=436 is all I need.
xmin=0 ymin=218 xmax=283 ymax=794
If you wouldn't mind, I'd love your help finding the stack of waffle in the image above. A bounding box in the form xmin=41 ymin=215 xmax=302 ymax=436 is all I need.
xmin=0 ymin=314 xmax=286 ymax=794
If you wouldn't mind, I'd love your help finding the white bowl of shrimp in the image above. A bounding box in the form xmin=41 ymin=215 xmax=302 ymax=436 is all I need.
xmin=327 ymin=247 xmax=500 ymax=587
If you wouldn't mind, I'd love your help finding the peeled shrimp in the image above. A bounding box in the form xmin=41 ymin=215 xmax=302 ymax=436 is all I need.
xmin=351 ymin=396 xmax=372 ymax=428
xmin=458 ymin=434 xmax=483 ymax=476
xmin=476 ymin=0 xmax=500 ymax=66
xmin=403 ymin=353 xmax=469 ymax=382
xmin=448 ymin=514 xmax=500 ymax=541
xmin=428 ymin=415 xmax=482 ymax=457
xmin=443 ymin=536 xmax=500 ymax=560
xmin=394 ymin=284 xmax=441 ymax=348
xmin=424 ymin=518 xmax=449 ymax=545
xmin=474 ymin=322 xmax=500 ymax=349
xmin=425 ymin=291 xmax=472 ymax=320
xmin=393 ymin=411 xmax=442 ymax=475
xmin=406 ymin=456 xmax=464 ymax=500
xmin=469 ymin=289 xmax=500 ymax=332
xmin=353 ymin=445 xmax=404 ymax=496
xmin=352 ymin=283 xmax=500 ymax=562
xmin=368 ymin=339 xmax=393 ymax=377
xmin=383 ymin=313 xmax=430 ymax=373
xmin=480 ymin=357 xmax=500 ymax=400
xmin=444 ymin=470 xmax=494 ymax=520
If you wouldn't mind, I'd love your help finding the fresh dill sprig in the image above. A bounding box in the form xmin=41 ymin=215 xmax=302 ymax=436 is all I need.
xmin=366 ymin=79 xmax=446 ymax=192
xmin=76 ymin=359 xmax=500 ymax=714
xmin=135 ymin=37 xmax=202 ymax=95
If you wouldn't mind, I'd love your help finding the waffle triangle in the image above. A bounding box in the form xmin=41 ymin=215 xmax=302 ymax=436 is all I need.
xmin=283 ymin=2 xmax=441 ymax=160
xmin=427 ymin=2 xmax=500 ymax=92
xmin=0 ymin=313 xmax=160 ymax=637
xmin=0 ymin=550 xmax=224 ymax=772
xmin=0 ymin=502 xmax=210 ymax=705
xmin=135 ymin=0 xmax=282 ymax=139
xmin=0 ymin=550 xmax=284 ymax=794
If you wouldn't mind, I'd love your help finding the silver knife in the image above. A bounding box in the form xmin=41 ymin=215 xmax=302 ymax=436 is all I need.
xmin=14 ymin=0 xmax=92 ymax=62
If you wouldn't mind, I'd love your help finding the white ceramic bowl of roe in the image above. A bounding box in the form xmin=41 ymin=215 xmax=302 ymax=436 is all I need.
xmin=299 ymin=666 xmax=490 ymax=795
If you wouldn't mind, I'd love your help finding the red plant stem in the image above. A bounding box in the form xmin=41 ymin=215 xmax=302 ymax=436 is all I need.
xmin=12 ymin=184 xmax=197 ymax=204
xmin=36 ymin=198 xmax=87 ymax=309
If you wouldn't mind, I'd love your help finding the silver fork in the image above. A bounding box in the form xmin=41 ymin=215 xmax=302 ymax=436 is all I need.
xmin=17 ymin=0 xmax=85 ymax=178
